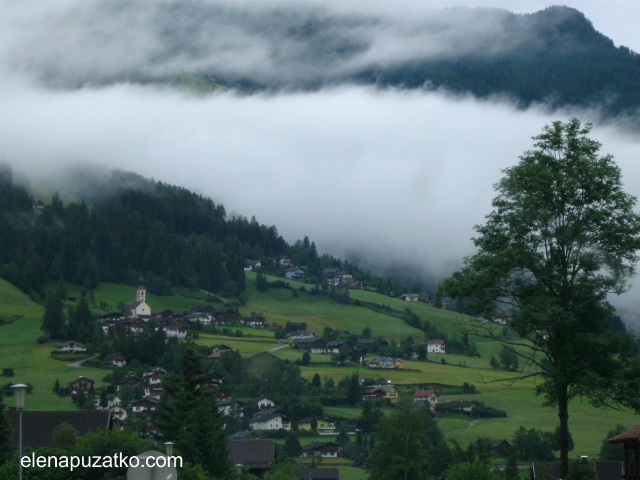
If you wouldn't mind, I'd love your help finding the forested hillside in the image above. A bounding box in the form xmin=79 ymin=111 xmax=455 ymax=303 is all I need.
xmin=9 ymin=4 xmax=640 ymax=119
xmin=0 ymin=166 xmax=409 ymax=301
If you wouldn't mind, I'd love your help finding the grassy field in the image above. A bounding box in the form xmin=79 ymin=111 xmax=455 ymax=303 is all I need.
xmin=242 ymin=272 xmax=426 ymax=342
xmin=1 ymin=277 xmax=638 ymax=459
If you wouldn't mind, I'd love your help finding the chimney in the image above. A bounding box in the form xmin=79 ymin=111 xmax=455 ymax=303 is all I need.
xmin=581 ymin=455 xmax=588 ymax=464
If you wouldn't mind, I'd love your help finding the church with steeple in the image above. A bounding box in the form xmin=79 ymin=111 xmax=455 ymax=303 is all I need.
xmin=125 ymin=276 xmax=151 ymax=318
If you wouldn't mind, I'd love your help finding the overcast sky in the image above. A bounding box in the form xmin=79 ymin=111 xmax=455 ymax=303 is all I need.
xmin=1 ymin=0 xmax=639 ymax=329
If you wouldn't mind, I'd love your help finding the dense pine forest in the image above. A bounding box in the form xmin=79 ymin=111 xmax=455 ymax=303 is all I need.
xmin=353 ymin=7 xmax=640 ymax=117
xmin=28 ymin=5 xmax=639 ymax=120
xmin=0 ymin=165 xmax=408 ymax=301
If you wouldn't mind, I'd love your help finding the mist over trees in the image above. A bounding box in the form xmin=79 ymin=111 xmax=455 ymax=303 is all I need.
xmin=4 ymin=3 xmax=640 ymax=119
xmin=0 ymin=168 xmax=283 ymax=298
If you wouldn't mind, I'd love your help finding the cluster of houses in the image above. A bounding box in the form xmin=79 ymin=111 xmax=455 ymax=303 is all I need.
xmin=400 ymin=293 xmax=447 ymax=309
xmin=282 ymin=264 xmax=366 ymax=289
xmin=291 ymin=333 xmax=446 ymax=364
xmin=94 ymin=277 xmax=271 ymax=340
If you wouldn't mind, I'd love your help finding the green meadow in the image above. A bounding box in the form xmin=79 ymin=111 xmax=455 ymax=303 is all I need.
xmin=1 ymin=276 xmax=638 ymax=459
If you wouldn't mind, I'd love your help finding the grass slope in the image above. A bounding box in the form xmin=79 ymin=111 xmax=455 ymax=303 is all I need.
xmin=1 ymin=277 xmax=637 ymax=458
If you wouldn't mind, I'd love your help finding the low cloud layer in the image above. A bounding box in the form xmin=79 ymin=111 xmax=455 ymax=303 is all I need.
xmin=2 ymin=80 xmax=639 ymax=329
xmin=0 ymin=0 xmax=620 ymax=89
xmin=1 ymin=0 xmax=639 ymax=330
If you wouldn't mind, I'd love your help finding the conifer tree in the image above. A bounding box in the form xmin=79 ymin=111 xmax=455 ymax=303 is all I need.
xmin=156 ymin=337 xmax=231 ymax=478
xmin=42 ymin=288 xmax=65 ymax=338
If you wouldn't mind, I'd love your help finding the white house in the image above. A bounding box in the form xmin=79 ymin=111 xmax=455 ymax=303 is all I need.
xmin=104 ymin=353 xmax=127 ymax=367
xmin=427 ymin=339 xmax=446 ymax=354
xmin=143 ymin=370 xmax=165 ymax=386
xmin=400 ymin=294 xmax=419 ymax=302
xmin=301 ymin=442 xmax=341 ymax=458
xmin=131 ymin=398 xmax=158 ymax=415
xmin=184 ymin=312 xmax=212 ymax=325
xmin=109 ymin=405 xmax=127 ymax=421
xmin=256 ymin=397 xmax=276 ymax=409
xmin=249 ymin=412 xmax=284 ymax=430
xmin=285 ymin=268 xmax=305 ymax=279
xmin=278 ymin=256 xmax=291 ymax=266
xmin=164 ymin=324 xmax=188 ymax=339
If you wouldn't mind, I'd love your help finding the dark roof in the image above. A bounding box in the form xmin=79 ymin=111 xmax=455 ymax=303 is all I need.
xmin=294 ymin=337 xmax=326 ymax=345
xmin=608 ymin=425 xmax=640 ymax=443
xmin=299 ymin=467 xmax=340 ymax=479
xmin=6 ymin=410 xmax=112 ymax=449
xmin=302 ymin=441 xmax=340 ymax=452
xmin=228 ymin=439 xmax=276 ymax=470
xmin=326 ymin=340 xmax=350 ymax=348
xmin=412 ymin=389 xmax=437 ymax=398
xmin=250 ymin=411 xmax=282 ymax=423
xmin=229 ymin=431 xmax=265 ymax=440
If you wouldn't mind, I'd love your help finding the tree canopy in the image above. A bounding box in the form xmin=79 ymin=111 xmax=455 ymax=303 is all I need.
xmin=440 ymin=118 xmax=640 ymax=478
xmin=369 ymin=400 xmax=450 ymax=480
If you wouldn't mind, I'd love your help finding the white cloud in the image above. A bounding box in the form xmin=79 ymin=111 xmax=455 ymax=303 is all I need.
xmin=1 ymin=0 xmax=638 ymax=330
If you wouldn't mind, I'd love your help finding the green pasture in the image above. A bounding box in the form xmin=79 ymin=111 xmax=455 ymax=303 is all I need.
xmin=1 ymin=277 xmax=638 ymax=459
xmin=243 ymin=273 xmax=425 ymax=341
xmin=197 ymin=334 xmax=281 ymax=355
xmin=64 ymin=282 xmax=211 ymax=314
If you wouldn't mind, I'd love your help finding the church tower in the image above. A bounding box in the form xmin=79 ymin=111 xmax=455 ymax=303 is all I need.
xmin=137 ymin=276 xmax=146 ymax=302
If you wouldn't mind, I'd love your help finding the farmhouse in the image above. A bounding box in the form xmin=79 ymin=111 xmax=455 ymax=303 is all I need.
xmin=103 ymin=353 xmax=127 ymax=367
xmin=289 ymin=322 xmax=308 ymax=332
xmin=358 ymin=338 xmax=389 ymax=353
xmin=256 ymin=397 xmax=276 ymax=409
xmin=278 ymin=256 xmax=292 ymax=265
xmin=361 ymin=384 xmax=399 ymax=402
xmin=400 ymin=293 xmax=419 ymax=302
xmin=228 ymin=439 xmax=276 ymax=477
xmin=286 ymin=267 xmax=306 ymax=279
xmin=412 ymin=389 xmax=439 ymax=405
xmin=294 ymin=337 xmax=327 ymax=354
xmin=151 ymin=309 xmax=174 ymax=319
xmin=326 ymin=339 xmax=352 ymax=354
xmin=301 ymin=442 xmax=341 ymax=458
xmin=608 ymin=425 xmax=640 ymax=480
xmin=131 ymin=398 xmax=158 ymax=416
xmin=249 ymin=409 xmax=286 ymax=430
xmin=164 ymin=324 xmax=188 ymax=339
xmin=368 ymin=357 xmax=402 ymax=369
xmin=294 ymin=417 xmax=336 ymax=434
xmin=427 ymin=339 xmax=446 ymax=354
xmin=66 ymin=376 xmax=94 ymax=395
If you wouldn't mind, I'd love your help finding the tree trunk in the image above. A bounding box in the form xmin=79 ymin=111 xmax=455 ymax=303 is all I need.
xmin=558 ymin=384 xmax=570 ymax=479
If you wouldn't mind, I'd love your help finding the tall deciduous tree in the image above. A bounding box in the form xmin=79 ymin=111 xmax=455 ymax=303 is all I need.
xmin=440 ymin=118 xmax=640 ymax=478
xmin=369 ymin=400 xmax=450 ymax=480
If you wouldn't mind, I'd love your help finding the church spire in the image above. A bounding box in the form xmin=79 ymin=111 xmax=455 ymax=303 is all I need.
xmin=137 ymin=275 xmax=146 ymax=302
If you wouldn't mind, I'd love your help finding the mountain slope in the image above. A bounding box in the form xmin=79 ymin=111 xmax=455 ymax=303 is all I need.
xmin=5 ymin=3 xmax=640 ymax=117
